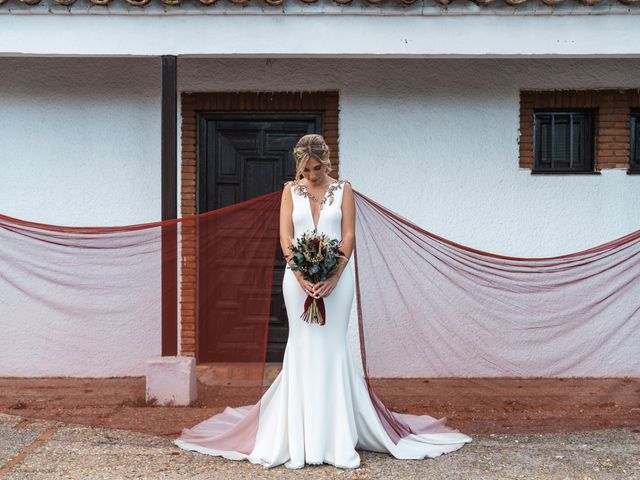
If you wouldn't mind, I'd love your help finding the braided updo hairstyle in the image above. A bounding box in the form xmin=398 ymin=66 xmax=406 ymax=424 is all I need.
xmin=293 ymin=134 xmax=332 ymax=181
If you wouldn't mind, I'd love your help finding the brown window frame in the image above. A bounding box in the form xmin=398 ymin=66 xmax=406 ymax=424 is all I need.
xmin=630 ymin=109 xmax=640 ymax=174
xmin=532 ymin=109 xmax=596 ymax=174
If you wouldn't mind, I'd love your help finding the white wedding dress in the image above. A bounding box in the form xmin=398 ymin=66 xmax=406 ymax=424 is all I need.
xmin=174 ymin=179 xmax=472 ymax=469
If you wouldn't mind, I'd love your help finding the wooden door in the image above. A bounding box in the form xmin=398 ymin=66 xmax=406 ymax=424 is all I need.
xmin=197 ymin=113 xmax=322 ymax=362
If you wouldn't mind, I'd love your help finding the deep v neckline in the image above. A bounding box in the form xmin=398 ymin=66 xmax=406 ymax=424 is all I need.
xmin=299 ymin=180 xmax=339 ymax=230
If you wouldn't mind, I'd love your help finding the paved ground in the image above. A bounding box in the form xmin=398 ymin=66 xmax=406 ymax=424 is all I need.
xmin=1 ymin=413 xmax=639 ymax=479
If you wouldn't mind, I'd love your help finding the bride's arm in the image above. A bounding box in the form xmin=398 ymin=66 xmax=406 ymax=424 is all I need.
xmin=279 ymin=183 xmax=295 ymax=263
xmin=280 ymin=183 xmax=314 ymax=296
xmin=336 ymin=181 xmax=356 ymax=278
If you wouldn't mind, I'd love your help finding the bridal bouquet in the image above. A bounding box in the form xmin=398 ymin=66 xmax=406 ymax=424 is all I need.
xmin=288 ymin=229 xmax=346 ymax=326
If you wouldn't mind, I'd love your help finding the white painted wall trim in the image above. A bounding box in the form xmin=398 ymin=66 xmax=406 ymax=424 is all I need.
xmin=1 ymin=15 xmax=639 ymax=57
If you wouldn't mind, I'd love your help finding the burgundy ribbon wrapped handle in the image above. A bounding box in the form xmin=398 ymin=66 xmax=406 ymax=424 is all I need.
xmin=301 ymin=294 xmax=326 ymax=326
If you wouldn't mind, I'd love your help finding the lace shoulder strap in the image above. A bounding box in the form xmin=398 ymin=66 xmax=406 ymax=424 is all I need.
xmin=288 ymin=180 xmax=306 ymax=197
xmin=321 ymin=179 xmax=349 ymax=207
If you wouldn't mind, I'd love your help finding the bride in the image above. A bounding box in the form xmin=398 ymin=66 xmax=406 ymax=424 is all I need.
xmin=174 ymin=134 xmax=472 ymax=469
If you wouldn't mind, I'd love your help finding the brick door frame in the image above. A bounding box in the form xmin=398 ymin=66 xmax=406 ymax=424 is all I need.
xmin=179 ymin=91 xmax=340 ymax=360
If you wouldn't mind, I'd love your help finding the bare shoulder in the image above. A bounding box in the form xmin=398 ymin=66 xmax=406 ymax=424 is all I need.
xmin=282 ymin=180 xmax=294 ymax=192
xmin=339 ymin=180 xmax=354 ymax=211
xmin=281 ymin=181 xmax=293 ymax=201
xmin=340 ymin=179 xmax=353 ymax=194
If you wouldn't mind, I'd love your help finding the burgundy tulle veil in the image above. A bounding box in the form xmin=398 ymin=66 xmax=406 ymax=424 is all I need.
xmin=1 ymin=187 xmax=639 ymax=449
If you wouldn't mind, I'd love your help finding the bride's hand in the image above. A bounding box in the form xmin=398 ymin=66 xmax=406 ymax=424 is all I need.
xmin=295 ymin=273 xmax=315 ymax=297
xmin=312 ymin=275 xmax=339 ymax=298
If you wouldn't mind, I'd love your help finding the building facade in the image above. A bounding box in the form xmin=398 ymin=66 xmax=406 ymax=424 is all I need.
xmin=1 ymin=0 xmax=638 ymax=375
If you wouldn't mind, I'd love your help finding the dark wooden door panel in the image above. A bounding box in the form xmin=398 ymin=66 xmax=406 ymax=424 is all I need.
xmin=198 ymin=113 xmax=322 ymax=363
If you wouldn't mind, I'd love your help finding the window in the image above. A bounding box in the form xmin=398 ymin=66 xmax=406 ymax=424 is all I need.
xmin=533 ymin=110 xmax=595 ymax=173
xmin=630 ymin=110 xmax=640 ymax=173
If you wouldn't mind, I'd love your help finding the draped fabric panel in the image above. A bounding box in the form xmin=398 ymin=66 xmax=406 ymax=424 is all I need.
xmin=353 ymin=191 xmax=640 ymax=378
xmin=0 ymin=192 xmax=281 ymax=388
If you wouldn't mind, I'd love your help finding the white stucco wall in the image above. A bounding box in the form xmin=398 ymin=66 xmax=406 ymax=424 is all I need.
xmin=0 ymin=57 xmax=162 ymax=376
xmin=0 ymin=56 xmax=638 ymax=376
xmin=0 ymin=57 xmax=161 ymax=226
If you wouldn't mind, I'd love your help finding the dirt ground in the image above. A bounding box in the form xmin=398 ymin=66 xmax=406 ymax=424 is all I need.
xmin=1 ymin=377 xmax=638 ymax=439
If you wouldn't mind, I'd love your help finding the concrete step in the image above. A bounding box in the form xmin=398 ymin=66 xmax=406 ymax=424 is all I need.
xmin=196 ymin=362 xmax=283 ymax=387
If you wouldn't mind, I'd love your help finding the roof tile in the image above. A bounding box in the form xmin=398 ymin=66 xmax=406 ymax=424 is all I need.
xmin=2 ymin=0 xmax=638 ymax=8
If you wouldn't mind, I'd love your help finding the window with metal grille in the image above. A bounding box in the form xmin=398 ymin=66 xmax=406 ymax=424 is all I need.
xmin=630 ymin=110 xmax=640 ymax=173
xmin=533 ymin=110 xmax=595 ymax=173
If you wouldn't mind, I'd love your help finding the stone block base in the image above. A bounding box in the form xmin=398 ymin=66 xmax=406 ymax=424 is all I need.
xmin=145 ymin=356 xmax=197 ymax=406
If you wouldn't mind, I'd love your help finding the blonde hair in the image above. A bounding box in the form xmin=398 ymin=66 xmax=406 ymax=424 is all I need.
xmin=293 ymin=134 xmax=332 ymax=181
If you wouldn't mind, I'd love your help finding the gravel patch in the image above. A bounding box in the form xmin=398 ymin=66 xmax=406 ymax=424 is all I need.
xmin=1 ymin=413 xmax=639 ymax=479
xmin=364 ymin=430 xmax=640 ymax=480
xmin=0 ymin=414 xmax=49 ymax=467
